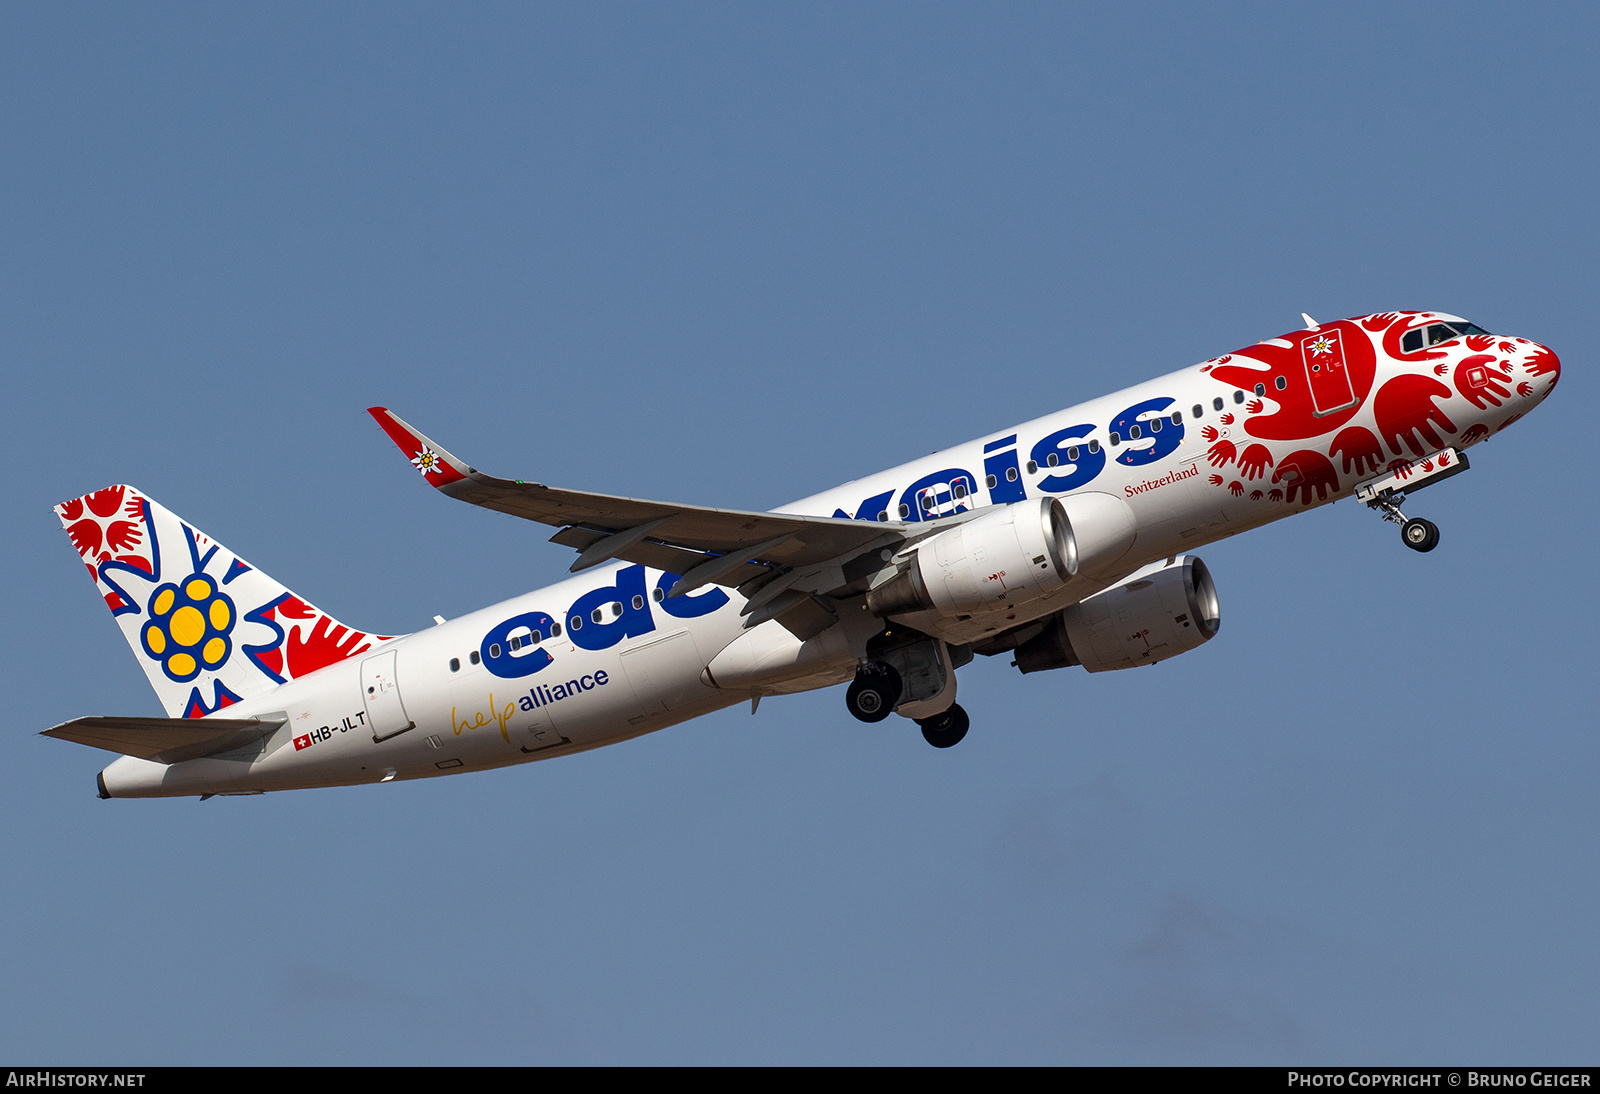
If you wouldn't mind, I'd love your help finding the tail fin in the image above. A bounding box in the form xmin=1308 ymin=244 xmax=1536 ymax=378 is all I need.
xmin=56 ymin=485 xmax=391 ymax=718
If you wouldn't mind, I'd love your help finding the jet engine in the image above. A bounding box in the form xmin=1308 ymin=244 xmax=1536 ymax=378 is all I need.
xmin=866 ymin=498 xmax=1076 ymax=618
xmin=865 ymin=492 xmax=1140 ymax=622
xmin=1013 ymin=555 xmax=1220 ymax=673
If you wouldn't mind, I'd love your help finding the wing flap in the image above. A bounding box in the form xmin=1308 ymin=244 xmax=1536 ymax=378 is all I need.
xmin=546 ymin=526 xmax=773 ymax=588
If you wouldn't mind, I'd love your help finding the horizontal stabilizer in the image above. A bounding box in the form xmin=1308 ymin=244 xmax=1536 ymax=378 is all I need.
xmin=42 ymin=714 xmax=286 ymax=763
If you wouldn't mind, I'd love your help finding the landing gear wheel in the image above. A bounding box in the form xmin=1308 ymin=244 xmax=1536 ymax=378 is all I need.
xmin=917 ymin=703 xmax=970 ymax=749
xmin=1401 ymin=517 xmax=1439 ymax=553
xmin=846 ymin=663 xmax=902 ymax=723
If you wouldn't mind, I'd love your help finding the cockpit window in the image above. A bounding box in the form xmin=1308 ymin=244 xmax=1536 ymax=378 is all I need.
xmin=1402 ymin=320 xmax=1493 ymax=353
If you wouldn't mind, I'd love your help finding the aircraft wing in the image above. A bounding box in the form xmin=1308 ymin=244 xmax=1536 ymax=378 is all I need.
xmin=369 ymin=407 xmax=905 ymax=632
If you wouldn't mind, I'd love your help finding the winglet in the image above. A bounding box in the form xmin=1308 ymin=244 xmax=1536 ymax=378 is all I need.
xmin=367 ymin=407 xmax=471 ymax=487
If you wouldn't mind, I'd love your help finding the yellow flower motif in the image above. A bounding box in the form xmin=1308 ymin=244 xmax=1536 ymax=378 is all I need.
xmin=141 ymin=572 xmax=236 ymax=682
xmin=411 ymin=446 xmax=446 ymax=476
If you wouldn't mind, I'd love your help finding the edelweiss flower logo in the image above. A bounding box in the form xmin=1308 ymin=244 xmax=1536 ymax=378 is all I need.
xmin=410 ymin=446 xmax=446 ymax=477
xmin=141 ymin=574 xmax=236 ymax=682
xmin=1308 ymin=335 xmax=1336 ymax=357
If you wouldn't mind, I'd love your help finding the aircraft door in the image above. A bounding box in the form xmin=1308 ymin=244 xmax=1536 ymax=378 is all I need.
xmin=362 ymin=650 xmax=415 ymax=741
xmin=1300 ymin=329 xmax=1358 ymax=416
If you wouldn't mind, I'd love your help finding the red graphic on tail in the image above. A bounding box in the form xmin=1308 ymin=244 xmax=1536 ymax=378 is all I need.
xmin=277 ymin=595 xmax=382 ymax=679
xmin=65 ymin=519 xmax=102 ymax=559
xmin=56 ymin=485 xmax=156 ymax=577
xmin=85 ymin=487 xmax=128 ymax=519
xmin=252 ymin=595 xmax=388 ymax=683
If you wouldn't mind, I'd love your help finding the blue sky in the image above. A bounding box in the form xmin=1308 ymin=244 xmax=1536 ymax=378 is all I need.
xmin=2 ymin=3 xmax=1595 ymax=1064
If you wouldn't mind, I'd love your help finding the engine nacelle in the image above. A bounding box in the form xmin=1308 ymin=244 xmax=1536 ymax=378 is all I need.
xmin=1014 ymin=555 xmax=1220 ymax=673
xmin=867 ymin=498 xmax=1076 ymax=618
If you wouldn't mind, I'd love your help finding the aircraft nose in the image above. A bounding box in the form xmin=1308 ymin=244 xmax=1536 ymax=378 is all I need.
xmin=1520 ymin=339 xmax=1561 ymax=398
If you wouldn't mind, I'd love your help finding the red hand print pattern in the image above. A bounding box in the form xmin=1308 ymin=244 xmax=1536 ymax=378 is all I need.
xmin=1522 ymin=346 xmax=1560 ymax=390
xmin=1328 ymin=426 xmax=1384 ymax=477
xmin=56 ymin=485 xmax=155 ymax=577
xmin=1272 ymin=449 xmax=1340 ymax=505
xmin=1452 ymin=356 xmax=1513 ymax=409
xmin=276 ymin=595 xmax=381 ymax=679
xmin=1236 ymin=444 xmax=1273 ymax=480
xmin=1373 ymin=374 xmax=1457 ymax=457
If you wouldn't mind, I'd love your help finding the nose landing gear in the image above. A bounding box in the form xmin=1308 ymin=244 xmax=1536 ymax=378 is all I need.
xmin=1354 ymin=447 xmax=1468 ymax=554
xmin=1401 ymin=516 xmax=1440 ymax=553
xmin=1366 ymin=491 xmax=1440 ymax=553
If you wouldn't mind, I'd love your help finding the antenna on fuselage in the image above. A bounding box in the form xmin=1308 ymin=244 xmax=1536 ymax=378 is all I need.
xmin=1301 ymin=313 xmax=1320 ymax=329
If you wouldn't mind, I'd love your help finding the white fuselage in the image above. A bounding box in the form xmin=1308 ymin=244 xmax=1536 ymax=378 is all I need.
xmin=99 ymin=317 xmax=1558 ymax=796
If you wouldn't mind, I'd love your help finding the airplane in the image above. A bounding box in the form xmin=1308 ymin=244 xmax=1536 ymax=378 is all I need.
xmin=45 ymin=310 xmax=1561 ymax=799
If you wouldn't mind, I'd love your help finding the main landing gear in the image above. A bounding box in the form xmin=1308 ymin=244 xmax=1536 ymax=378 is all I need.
xmin=916 ymin=704 xmax=969 ymax=749
xmin=845 ymin=662 xmax=901 ymax=723
xmin=1366 ymin=491 xmax=1440 ymax=553
xmin=845 ymin=659 xmax=970 ymax=748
